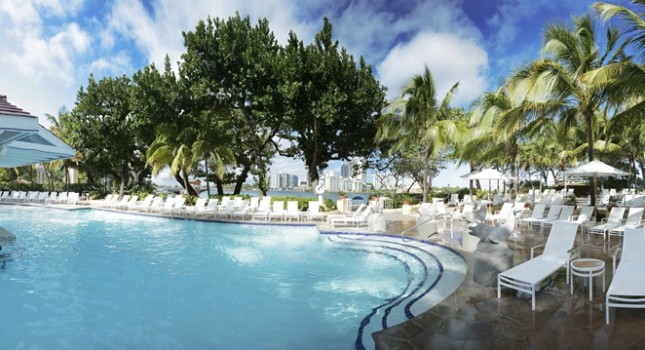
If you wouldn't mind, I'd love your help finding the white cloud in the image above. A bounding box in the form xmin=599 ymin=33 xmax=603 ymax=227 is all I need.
xmin=0 ymin=1 xmax=90 ymax=124
xmin=378 ymin=31 xmax=488 ymax=105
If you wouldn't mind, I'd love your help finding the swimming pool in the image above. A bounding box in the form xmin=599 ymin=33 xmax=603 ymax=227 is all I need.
xmin=0 ymin=205 xmax=466 ymax=349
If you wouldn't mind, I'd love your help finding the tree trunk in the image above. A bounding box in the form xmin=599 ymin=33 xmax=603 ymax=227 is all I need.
xmin=234 ymin=164 xmax=251 ymax=195
xmin=257 ymin=166 xmax=269 ymax=196
xmin=181 ymin=168 xmax=198 ymax=197
xmin=422 ymin=156 xmax=429 ymax=203
xmin=119 ymin=176 xmax=126 ymax=196
xmin=215 ymin=176 xmax=224 ymax=195
xmin=509 ymin=141 xmax=518 ymax=199
xmin=204 ymin=157 xmax=211 ymax=198
xmin=584 ymin=108 xmax=596 ymax=206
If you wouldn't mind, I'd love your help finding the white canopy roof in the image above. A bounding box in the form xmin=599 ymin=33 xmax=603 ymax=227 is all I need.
xmin=0 ymin=95 xmax=75 ymax=168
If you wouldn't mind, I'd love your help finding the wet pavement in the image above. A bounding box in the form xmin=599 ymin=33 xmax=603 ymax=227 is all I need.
xmin=372 ymin=215 xmax=645 ymax=350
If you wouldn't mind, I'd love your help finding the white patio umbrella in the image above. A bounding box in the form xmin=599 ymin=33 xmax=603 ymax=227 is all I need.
xmin=468 ymin=168 xmax=509 ymax=200
xmin=565 ymin=160 xmax=628 ymax=206
xmin=565 ymin=160 xmax=629 ymax=177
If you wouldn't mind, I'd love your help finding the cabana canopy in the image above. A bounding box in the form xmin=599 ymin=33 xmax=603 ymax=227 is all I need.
xmin=0 ymin=95 xmax=75 ymax=168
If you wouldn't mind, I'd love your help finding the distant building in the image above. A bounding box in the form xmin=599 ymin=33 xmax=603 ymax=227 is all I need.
xmin=269 ymin=171 xmax=299 ymax=189
xmin=324 ymin=169 xmax=372 ymax=193
xmin=341 ymin=163 xmax=350 ymax=178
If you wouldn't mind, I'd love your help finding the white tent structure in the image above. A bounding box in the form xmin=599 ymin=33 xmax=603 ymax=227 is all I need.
xmin=0 ymin=95 xmax=75 ymax=168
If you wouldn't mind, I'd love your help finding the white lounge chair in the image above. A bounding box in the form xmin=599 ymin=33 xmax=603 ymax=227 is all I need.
xmin=303 ymin=201 xmax=326 ymax=222
xmin=145 ymin=196 xmax=164 ymax=213
xmin=331 ymin=206 xmax=372 ymax=228
xmin=198 ymin=198 xmax=219 ymax=217
xmin=110 ymin=195 xmax=130 ymax=209
xmin=528 ymin=204 xmax=562 ymax=232
xmin=539 ymin=205 xmax=574 ymax=233
xmin=230 ymin=200 xmax=251 ymax=220
xmin=283 ymin=201 xmax=301 ymax=221
xmin=252 ymin=198 xmax=271 ymax=221
xmin=268 ymin=201 xmax=285 ymax=221
xmin=45 ymin=192 xmax=59 ymax=204
xmin=497 ymin=222 xmax=579 ymax=310
xmin=130 ymin=195 xmax=154 ymax=211
xmin=486 ymin=202 xmax=513 ymax=225
xmin=184 ymin=198 xmax=207 ymax=217
xmin=588 ymin=206 xmax=626 ymax=248
xmin=516 ymin=203 xmax=547 ymax=230
xmin=169 ymin=197 xmax=187 ymax=215
xmin=327 ymin=204 xmax=367 ymax=224
xmin=608 ymin=207 xmax=644 ymax=248
xmin=606 ymin=228 xmax=645 ymax=324
xmin=119 ymin=195 xmax=139 ymax=210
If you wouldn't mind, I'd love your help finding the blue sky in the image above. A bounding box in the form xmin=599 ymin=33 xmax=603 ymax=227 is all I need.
xmin=0 ymin=0 xmax=627 ymax=187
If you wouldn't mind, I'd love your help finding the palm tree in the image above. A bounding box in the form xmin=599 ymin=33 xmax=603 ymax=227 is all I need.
xmin=508 ymin=15 xmax=628 ymax=205
xmin=376 ymin=66 xmax=468 ymax=202
xmin=588 ymin=1 xmax=645 ymax=170
xmin=146 ymin=129 xmax=199 ymax=197
xmin=191 ymin=136 xmax=235 ymax=197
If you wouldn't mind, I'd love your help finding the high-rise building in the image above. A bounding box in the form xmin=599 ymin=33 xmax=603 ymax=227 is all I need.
xmin=341 ymin=163 xmax=350 ymax=178
xmin=269 ymin=172 xmax=300 ymax=189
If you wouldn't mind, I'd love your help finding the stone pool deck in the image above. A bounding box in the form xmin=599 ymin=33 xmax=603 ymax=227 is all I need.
xmin=371 ymin=215 xmax=645 ymax=350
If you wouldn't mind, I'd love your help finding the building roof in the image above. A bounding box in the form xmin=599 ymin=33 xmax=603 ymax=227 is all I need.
xmin=0 ymin=95 xmax=76 ymax=168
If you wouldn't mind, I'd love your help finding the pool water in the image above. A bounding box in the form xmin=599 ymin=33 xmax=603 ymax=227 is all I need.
xmin=0 ymin=206 xmax=466 ymax=349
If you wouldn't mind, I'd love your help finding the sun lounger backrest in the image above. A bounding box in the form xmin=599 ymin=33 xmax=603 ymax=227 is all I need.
xmin=352 ymin=204 xmax=367 ymax=217
xmin=557 ymin=206 xmax=575 ymax=220
xmin=249 ymin=197 xmax=259 ymax=209
xmin=206 ymin=198 xmax=218 ymax=208
xmin=620 ymin=229 xmax=645 ymax=264
xmin=625 ymin=207 xmax=644 ymax=226
xmin=607 ymin=207 xmax=626 ymax=224
xmin=272 ymin=201 xmax=284 ymax=213
xmin=576 ymin=206 xmax=594 ymax=223
xmin=286 ymin=201 xmax=298 ymax=213
xmin=545 ymin=205 xmax=562 ymax=220
xmin=531 ymin=203 xmax=546 ymax=219
xmin=308 ymin=201 xmax=320 ymax=214
xmin=189 ymin=198 xmax=205 ymax=209
xmin=543 ymin=222 xmax=579 ymax=261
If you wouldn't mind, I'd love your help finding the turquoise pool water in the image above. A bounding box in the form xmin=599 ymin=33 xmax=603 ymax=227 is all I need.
xmin=0 ymin=205 xmax=466 ymax=349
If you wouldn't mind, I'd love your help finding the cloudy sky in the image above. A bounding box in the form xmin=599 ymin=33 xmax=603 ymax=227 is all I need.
xmin=0 ymin=0 xmax=621 ymax=187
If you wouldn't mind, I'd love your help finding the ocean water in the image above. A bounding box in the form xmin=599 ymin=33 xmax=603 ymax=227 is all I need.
xmin=0 ymin=206 xmax=465 ymax=349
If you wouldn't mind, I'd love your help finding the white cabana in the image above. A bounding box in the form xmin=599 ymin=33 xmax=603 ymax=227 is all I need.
xmin=0 ymin=95 xmax=75 ymax=168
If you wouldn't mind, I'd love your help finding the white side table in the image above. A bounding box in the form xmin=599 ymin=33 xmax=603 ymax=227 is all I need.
xmin=570 ymin=258 xmax=605 ymax=300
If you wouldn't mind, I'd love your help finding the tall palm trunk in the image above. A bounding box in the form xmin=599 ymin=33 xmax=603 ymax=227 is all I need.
xmin=204 ymin=157 xmax=211 ymax=198
xmin=585 ymin=108 xmax=597 ymax=206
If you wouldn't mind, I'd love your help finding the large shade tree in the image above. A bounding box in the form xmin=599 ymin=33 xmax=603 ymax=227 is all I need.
xmin=66 ymin=75 xmax=145 ymax=194
xmin=281 ymin=18 xmax=387 ymax=185
xmin=180 ymin=14 xmax=285 ymax=195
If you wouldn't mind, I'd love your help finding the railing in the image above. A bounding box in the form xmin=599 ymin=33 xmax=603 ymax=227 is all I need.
xmin=400 ymin=217 xmax=439 ymax=241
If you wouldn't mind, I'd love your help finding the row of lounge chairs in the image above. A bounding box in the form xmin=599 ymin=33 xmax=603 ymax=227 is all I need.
xmin=93 ymin=194 xmax=330 ymax=222
xmin=0 ymin=190 xmax=80 ymax=205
